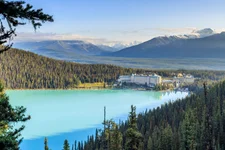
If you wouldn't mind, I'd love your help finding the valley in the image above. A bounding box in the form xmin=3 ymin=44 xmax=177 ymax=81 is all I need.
xmin=53 ymin=55 xmax=225 ymax=70
xmin=13 ymin=29 xmax=225 ymax=70
xmin=1 ymin=48 xmax=225 ymax=91
xmin=1 ymin=0 xmax=225 ymax=149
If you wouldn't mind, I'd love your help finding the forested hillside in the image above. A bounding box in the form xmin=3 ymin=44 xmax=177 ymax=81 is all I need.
xmin=0 ymin=49 xmax=131 ymax=89
xmin=72 ymin=81 xmax=225 ymax=150
xmin=0 ymin=49 xmax=225 ymax=89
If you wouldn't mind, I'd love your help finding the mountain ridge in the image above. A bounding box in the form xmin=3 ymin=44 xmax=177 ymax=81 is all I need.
xmin=13 ymin=40 xmax=110 ymax=57
xmin=109 ymin=31 xmax=225 ymax=58
xmin=13 ymin=28 xmax=225 ymax=59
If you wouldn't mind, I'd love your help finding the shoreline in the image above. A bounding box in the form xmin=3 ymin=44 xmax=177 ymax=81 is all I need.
xmin=5 ymin=87 xmax=176 ymax=92
xmin=5 ymin=87 xmax=111 ymax=91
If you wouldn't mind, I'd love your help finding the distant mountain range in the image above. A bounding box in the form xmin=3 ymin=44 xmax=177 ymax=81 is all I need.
xmin=13 ymin=40 xmax=116 ymax=57
xmin=110 ymin=29 xmax=225 ymax=58
xmin=13 ymin=28 xmax=225 ymax=59
xmin=13 ymin=40 xmax=137 ymax=55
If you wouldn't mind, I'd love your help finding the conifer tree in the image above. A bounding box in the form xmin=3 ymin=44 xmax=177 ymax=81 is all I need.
xmin=95 ymin=129 xmax=100 ymax=150
xmin=160 ymin=124 xmax=173 ymax=150
xmin=151 ymin=126 xmax=160 ymax=150
xmin=78 ymin=142 xmax=81 ymax=150
xmin=0 ymin=82 xmax=30 ymax=150
xmin=44 ymin=137 xmax=49 ymax=150
xmin=63 ymin=139 xmax=70 ymax=150
xmin=203 ymin=83 xmax=214 ymax=150
xmin=147 ymin=136 xmax=153 ymax=150
xmin=79 ymin=81 xmax=225 ymax=150
xmin=74 ymin=140 xmax=77 ymax=150
xmin=125 ymin=105 xmax=143 ymax=150
xmin=111 ymin=123 xmax=122 ymax=150
xmin=0 ymin=0 xmax=54 ymax=53
xmin=0 ymin=1 xmax=53 ymax=149
xmin=181 ymin=110 xmax=197 ymax=150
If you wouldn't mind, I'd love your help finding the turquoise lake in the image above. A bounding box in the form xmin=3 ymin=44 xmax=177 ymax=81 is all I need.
xmin=6 ymin=89 xmax=188 ymax=150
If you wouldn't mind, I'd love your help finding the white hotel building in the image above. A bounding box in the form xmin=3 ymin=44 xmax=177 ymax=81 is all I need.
xmin=118 ymin=74 xmax=162 ymax=87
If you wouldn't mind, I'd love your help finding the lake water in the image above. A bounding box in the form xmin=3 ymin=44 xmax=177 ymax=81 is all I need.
xmin=6 ymin=89 xmax=188 ymax=150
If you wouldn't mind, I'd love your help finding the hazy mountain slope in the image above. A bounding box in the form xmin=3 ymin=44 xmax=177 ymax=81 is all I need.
xmin=110 ymin=32 xmax=225 ymax=58
xmin=13 ymin=40 xmax=110 ymax=57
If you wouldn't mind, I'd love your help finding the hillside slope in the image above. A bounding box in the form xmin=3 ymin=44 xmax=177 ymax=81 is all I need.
xmin=0 ymin=49 xmax=132 ymax=89
xmin=1 ymin=49 xmax=225 ymax=89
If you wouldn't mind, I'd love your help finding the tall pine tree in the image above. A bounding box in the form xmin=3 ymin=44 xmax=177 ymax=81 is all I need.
xmin=44 ymin=137 xmax=49 ymax=150
xmin=125 ymin=105 xmax=143 ymax=150
xmin=111 ymin=122 xmax=122 ymax=150
xmin=0 ymin=82 xmax=30 ymax=150
xmin=63 ymin=139 xmax=70 ymax=150
xmin=203 ymin=83 xmax=214 ymax=150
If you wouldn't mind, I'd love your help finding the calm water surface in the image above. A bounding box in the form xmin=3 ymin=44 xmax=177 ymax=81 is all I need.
xmin=7 ymin=89 xmax=188 ymax=150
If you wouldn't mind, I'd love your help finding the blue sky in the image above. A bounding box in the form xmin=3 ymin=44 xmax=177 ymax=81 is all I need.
xmin=15 ymin=0 xmax=225 ymax=44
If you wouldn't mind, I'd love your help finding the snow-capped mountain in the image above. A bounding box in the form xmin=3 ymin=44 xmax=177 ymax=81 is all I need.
xmin=191 ymin=28 xmax=216 ymax=38
xmin=99 ymin=28 xmax=216 ymax=51
xmin=97 ymin=45 xmax=119 ymax=52
xmin=110 ymin=29 xmax=225 ymax=58
xmin=154 ymin=28 xmax=216 ymax=41
xmin=100 ymin=41 xmax=141 ymax=50
xmin=13 ymin=28 xmax=221 ymax=59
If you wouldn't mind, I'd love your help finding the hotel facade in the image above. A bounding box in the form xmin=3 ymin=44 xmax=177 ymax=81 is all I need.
xmin=118 ymin=74 xmax=162 ymax=87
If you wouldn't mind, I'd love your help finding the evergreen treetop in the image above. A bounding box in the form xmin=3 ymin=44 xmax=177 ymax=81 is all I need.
xmin=0 ymin=82 xmax=30 ymax=150
xmin=0 ymin=0 xmax=54 ymax=52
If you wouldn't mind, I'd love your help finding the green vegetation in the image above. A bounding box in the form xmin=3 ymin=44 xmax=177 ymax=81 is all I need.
xmin=153 ymin=84 xmax=169 ymax=91
xmin=63 ymin=139 xmax=70 ymax=150
xmin=69 ymin=81 xmax=225 ymax=150
xmin=0 ymin=48 xmax=133 ymax=89
xmin=0 ymin=0 xmax=53 ymax=53
xmin=2 ymin=1 xmax=225 ymax=150
xmin=125 ymin=105 xmax=143 ymax=150
xmin=0 ymin=83 xmax=30 ymax=150
xmin=0 ymin=1 xmax=53 ymax=149
xmin=1 ymin=49 xmax=225 ymax=90
xmin=44 ymin=137 xmax=49 ymax=150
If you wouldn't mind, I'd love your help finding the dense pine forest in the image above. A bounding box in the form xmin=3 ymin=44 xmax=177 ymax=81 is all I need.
xmin=0 ymin=48 xmax=132 ymax=89
xmin=60 ymin=81 xmax=225 ymax=150
xmin=1 ymin=48 xmax=225 ymax=89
